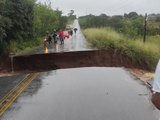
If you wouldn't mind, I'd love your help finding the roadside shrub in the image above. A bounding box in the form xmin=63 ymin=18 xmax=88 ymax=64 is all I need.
xmin=0 ymin=42 xmax=9 ymax=55
xmin=83 ymin=28 xmax=160 ymax=70
xmin=9 ymin=37 xmax=42 ymax=55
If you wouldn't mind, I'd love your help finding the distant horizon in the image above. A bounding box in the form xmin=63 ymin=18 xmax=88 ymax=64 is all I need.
xmin=37 ymin=0 xmax=160 ymax=17
xmin=76 ymin=12 xmax=160 ymax=18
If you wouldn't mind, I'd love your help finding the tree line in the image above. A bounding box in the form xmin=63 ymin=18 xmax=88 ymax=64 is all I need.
xmin=0 ymin=0 xmax=68 ymax=55
xmin=79 ymin=12 xmax=160 ymax=38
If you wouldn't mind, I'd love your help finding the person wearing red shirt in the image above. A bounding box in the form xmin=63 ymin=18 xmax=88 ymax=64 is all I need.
xmin=59 ymin=30 xmax=64 ymax=44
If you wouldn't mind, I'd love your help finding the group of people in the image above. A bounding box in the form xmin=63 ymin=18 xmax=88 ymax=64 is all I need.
xmin=43 ymin=28 xmax=78 ymax=47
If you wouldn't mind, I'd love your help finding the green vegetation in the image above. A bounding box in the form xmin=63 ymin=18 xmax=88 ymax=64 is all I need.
xmin=67 ymin=10 xmax=77 ymax=24
xmin=0 ymin=0 xmax=68 ymax=55
xmin=9 ymin=37 xmax=43 ymax=55
xmin=79 ymin=12 xmax=160 ymax=38
xmin=80 ymin=12 xmax=160 ymax=70
xmin=83 ymin=28 xmax=160 ymax=70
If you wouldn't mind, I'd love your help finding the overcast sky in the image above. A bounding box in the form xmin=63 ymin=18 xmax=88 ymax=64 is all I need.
xmin=37 ymin=0 xmax=160 ymax=17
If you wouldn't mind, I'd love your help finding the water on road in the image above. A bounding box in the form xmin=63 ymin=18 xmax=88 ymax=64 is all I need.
xmin=1 ymin=20 xmax=160 ymax=120
xmin=1 ymin=67 xmax=159 ymax=120
xmin=28 ymin=19 xmax=91 ymax=55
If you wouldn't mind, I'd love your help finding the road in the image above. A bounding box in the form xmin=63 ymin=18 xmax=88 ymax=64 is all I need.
xmin=24 ymin=19 xmax=92 ymax=55
xmin=0 ymin=74 xmax=26 ymax=100
xmin=0 ymin=20 xmax=160 ymax=120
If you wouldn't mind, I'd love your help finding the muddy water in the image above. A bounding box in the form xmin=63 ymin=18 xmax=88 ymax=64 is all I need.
xmin=1 ymin=67 xmax=159 ymax=120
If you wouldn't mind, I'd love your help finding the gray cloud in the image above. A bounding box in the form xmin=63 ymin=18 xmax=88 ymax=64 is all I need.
xmin=37 ymin=0 xmax=160 ymax=16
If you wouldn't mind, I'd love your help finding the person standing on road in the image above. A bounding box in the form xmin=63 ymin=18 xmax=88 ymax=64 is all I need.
xmin=48 ymin=34 xmax=52 ymax=45
xmin=69 ymin=29 xmax=73 ymax=36
xmin=45 ymin=31 xmax=52 ymax=44
xmin=58 ymin=29 xmax=64 ymax=44
xmin=44 ymin=31 xmax=49 ymax=47
xmin=52 ymin=29 xmax=57 ymax=44
xmin=73 ymin=28 xmax=78 ymax=34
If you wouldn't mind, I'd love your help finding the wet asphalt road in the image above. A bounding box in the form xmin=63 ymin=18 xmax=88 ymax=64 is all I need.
xmin=0 ymin=74 xmax=26 ymax=100
xmin=1 ymin=67 xmax=159 ymax=120
xmin=0 ymin=20 xmax=160 ymax=120
xmin=21 ymin=19 xmax=92 ymax=56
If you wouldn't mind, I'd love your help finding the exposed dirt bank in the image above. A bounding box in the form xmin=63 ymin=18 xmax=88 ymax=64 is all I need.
xmin=129 ymin=68 xmax=154 ymax=83
xmin=0 ymin=55 xmax=11 ymax=73
xmin=0 ymin=50 xmax=155 ymax=82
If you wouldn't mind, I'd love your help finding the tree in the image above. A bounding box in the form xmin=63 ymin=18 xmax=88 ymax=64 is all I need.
xmin=78 ymin=13 xmax=145 ymax=37
xmin=156 ymin=16 xmax=160 ymax=22
xmin=0 ymin=0 xmax=12 ymax=42
xmin=33 ymin=4 xmax=67 ymax=37
xmin=108 ymin=15 xmax=123 ymax=30
xmin=4 ymin=0 xmax=35 ymax=41
xmin=68 ymin=10 xmax=76 ymax=21
xmin=0 ymin=0 xmax=68 ymax=55
xmin=124 ymin=12 xmax=138 ymax=19
xmin=68 ymin=10 xmax=74 ymax=16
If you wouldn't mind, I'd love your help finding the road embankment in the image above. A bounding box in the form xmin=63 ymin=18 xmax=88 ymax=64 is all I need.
xmin=0 ymin=50 xmax=154 ymax=82
xmin=13 ymin=50 xmax=151 ymax=71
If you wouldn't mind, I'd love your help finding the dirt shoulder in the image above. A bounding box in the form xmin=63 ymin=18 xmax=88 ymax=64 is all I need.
xmin=129 ymin=68 xmax=154 ymax=83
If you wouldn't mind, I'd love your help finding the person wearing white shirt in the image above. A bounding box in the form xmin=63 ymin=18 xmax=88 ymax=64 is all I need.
xmin=152 ymin=60 xmax=160 ymax=110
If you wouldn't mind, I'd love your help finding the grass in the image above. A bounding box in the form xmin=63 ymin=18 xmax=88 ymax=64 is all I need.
xmin=9 ymin=37 xmax=43 ymax=55
xmin=83 ymin=28 xmax=160 ymax=71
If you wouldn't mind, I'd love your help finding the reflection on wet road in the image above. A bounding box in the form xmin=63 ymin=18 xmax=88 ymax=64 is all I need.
xmin=32 ymin=19 xmax=91 ymax=55
xmin=1 ymin=67 xmax=159 ymax=120
xmin=0 ymin=74 xmax=26 ymax=100
xmin=1 ymin=20 xmax=160 ymax=120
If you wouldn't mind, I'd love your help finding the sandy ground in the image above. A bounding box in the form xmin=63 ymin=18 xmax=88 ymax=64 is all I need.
xmin=129 ymin=68 xmax=154 ymax=88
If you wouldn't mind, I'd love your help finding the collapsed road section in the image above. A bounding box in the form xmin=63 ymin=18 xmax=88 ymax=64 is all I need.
xmin=13 ymin=50 xmax=149 ymax=72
